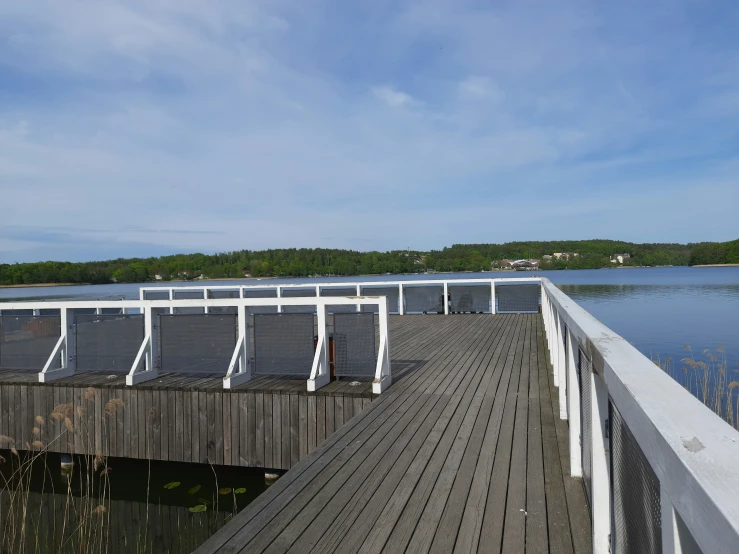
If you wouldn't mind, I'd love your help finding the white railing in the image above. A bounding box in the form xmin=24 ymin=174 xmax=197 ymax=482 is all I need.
xmin=139 ymin=277 xmax=543 ymax=315
xmin=541 ymin=278 xmax=739 ymax=554
xmin=0 ymin=296 xmax=392 ymax=394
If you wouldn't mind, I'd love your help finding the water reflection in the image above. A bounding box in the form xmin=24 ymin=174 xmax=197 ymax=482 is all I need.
xmin=0 ymin=451 xmax=268 ymax=554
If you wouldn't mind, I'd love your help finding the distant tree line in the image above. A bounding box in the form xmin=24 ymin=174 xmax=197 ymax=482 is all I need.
xmin=0 ymin=239 xmax=736 ymax=286
xmin=688 ymin=239 xmax=739 ymax=266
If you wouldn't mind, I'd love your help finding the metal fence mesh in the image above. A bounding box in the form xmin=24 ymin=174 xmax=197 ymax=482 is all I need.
xmin=158 ymin=314 xmax=237 ymax=374
xmin=334 ymin=313 xmax=376 ymax=377
xmin=143 ymin=290 xmax=170 ymax=300
xmin=253 ymin=313 xmax=314 ymax=376
xmin=360 ymin=286 xmax=400 ymax=314
xmin=0 ymin=315 xmax=61 ymax=369
xmin=449 ymin=284 xmax=491 ymax=313
xmin=611 ymin=402 xmax=662 ymax=554
xmin=579 ymin=348 xmax=593 ymax=509
xmin=496 ymin=284 xmax=541 ymax=313
xmin=281 ymin=288 xmax=317 ymax=314
xmin=320 ymin=287 xmax=358 ymax=313
xmin=404 ymin=285 xmax=444 ymax=314
xmin=75 ymin=314 xmax=144 ymax=372
xmin=208 ymin=289 xmax=240 ymax=314
xmin=243 ymin=289 xmax=278 ymax=316
xmin=172 ymin=290 xmax=206 ymax=314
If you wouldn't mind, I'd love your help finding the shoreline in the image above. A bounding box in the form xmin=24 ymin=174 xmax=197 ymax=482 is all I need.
xmin=691 ymin=263 xmax=739 ymax=267
xmin=0 ymin=282 xmax=82 ymax=289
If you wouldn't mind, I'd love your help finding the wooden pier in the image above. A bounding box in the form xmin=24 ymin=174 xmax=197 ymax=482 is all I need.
xmin=196 ymin=314 xmax=591 ymax=553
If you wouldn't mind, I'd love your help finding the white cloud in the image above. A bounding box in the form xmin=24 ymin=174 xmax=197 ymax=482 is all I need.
xmin=458 ymin=76 xmax=504 ymax=103
xmin=371 ymin=86 xmax=415 ymax=108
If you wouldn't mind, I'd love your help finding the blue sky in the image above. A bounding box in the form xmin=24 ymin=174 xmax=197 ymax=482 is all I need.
xmin=1 ymin=0 xmax=738 ymax=263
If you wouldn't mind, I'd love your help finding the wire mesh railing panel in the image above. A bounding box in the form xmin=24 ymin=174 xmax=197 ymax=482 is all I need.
xmin=448 ymin=284 xmax=492 ymax=313
xmin=143 ymin=290 xmax=170 ymax=300
xmin=253 ymin=314 xmax=315 ymax=377
xmin=206 ymin=290 xmax=240 ymax=314
xmin=320 ymin=287 xmax=358 ymax=313
xmin=100 ymin=308 xmax=123 ymax=315
xmin=611 ymin=402 xmax=662 ymax=554
xmin=39 ymin=309 xmax=60 ymax=316
xmin=158 ymin=314 xmax=237 ymax=374
xmin=334 ymin=313 xmax=376 ymax=377
xmin=404 ymin=285 xmax=444 ymax=314
xmin=360 ymin=286 xmax=399 ymax=314
xmin=75 ymin=315 xmax=144 ymax=372
xmin=280 ymin=288 xmax=317 ymax=314
xmin=0 ymin=315 xmax=61 ymax=369
xmin=243 ymin=288 xmax=278 ymax=315
xmin=173 ymin=290 xmax=206 ymax=300
xmin=496 ymin=284 xmax=541 ymax=313
xmin=580 ymin=348 xmax=593 ymax=509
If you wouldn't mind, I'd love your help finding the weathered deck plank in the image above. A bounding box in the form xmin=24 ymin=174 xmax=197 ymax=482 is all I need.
xmin=195 ymin=314 xmax=590 ymax=554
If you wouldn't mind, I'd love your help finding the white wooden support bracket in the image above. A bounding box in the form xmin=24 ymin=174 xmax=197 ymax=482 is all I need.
xmin=373 ymin=300 xmax=392 ymax=394
xmin=568 ymin=330 xmax=582 ymax=476
xmin=443 ymin=281 xmax=449 ymax=314
xmin=661 ymin=489 xmax=702 ymax=554
xmin=39 ymin=307 xmax=75 ymax=383
xmin=224 ymin=305 xmax=252 ymax=389
xmin=398 ymin=284 xmax=404 ymax=315
xmin=559 ymin=318 xmax=568 ymax=420
xmin=127 ymin=306 xmax=160 ymax=385
xmin=591 ymin=372 xmax=611 ymax=554
xmin=491 ymin=281 xmax=496 ymax=314
xmin=307 ymin=304 xmax=330 ymax=391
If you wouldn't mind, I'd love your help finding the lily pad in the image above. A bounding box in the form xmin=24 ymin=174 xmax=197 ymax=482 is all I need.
xmin=187 ymin=485 xmax=201 ymax=495
xmin=164 ymin=482 xmax=181 ymax=490
xmin=234 ymin=488 xmax=247 ymax=494
xmin=189 ymin=504 xmax=207 ymax=513
xmin=218 ymin=487 xmax=233 ymax=495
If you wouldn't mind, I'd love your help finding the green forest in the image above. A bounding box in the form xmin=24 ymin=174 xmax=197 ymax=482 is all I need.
xmin=0 ymin=239 xmax=737 ymax=286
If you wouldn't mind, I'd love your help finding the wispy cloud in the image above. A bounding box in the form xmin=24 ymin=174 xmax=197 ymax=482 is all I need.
xmin=0 ymin=0 xmax=738 ymax=262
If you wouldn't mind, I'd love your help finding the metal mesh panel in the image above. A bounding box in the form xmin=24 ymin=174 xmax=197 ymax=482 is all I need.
xmin=496 ymin=284 xmax=541 ymax=313
xmin=334 ymin=313 xmax=376 ymax=377
xmin=243 ymin=288 xmax=278 ymax=315
xmin=281 ymin=288 xmax=317 ymax=314
xmin=320 ymin=287 xmax=358 ymax=313
xmin=253 ymin=313 xmax=314 ymax=376
xmin=0 ymin=315 xmax=61 ymax=369
xmin=158 ymin=314 xmax=237 ymax=374
xmin=75 ymin=314 xmax=144 ymax=372
xmin=208 ymin=290 xmax=239 ymax=314
xmin=449 ymin=284 xmax=491 ymax=313
xmin=611 ymin=402 xmax=662 ymax=554
xmin=360 ymin=286 xmax=400 ymax=314
xmin=404 ymin=285 xmax=444 ymax=314
xmin=173 ymin=290 xmax=206 ymax=314
xmin=580 ymin=348 xmax=593 ymax=509
xmin=143 ymin=290 xmax=170 ymax=300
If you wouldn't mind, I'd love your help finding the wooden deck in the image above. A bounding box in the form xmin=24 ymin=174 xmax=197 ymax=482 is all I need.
xmin=196 ymin=314 xmax=591 ymax=554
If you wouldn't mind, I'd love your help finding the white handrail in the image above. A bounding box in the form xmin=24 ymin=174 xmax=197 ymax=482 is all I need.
xmin=540 ymin=278 xmax=739 ymax=554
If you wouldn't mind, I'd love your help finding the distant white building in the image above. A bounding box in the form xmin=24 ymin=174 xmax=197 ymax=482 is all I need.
xmin=610 ymin=253 xmax=631 ymax=264
xmin=154 ymin=274 xmax=163 ymax=280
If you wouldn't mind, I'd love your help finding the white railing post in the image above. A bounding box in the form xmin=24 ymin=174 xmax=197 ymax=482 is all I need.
xmin=591 ymin=372 xmax=611 ymax=554
xmin=39 ymin=307 xmax=76 ymax=382
xmin=661 ymin=489 xmax=702 ymax=554
xmin=443 ymin=281 xmax=449 ymax=315
xmin=276 ymin=286 xmax=282 ymax=313
xmin=398 ymin=284 xmax=404 ymax=315
xmin=558 ymin=317 xmax=568 ymax=420
xmin=356 ymin=284 xmax=361 ymax=312
xmin=168 ymin=288 xmax=174 ymax=314
xmin=490 ymin=281 xmax=496 ymax=314
xmin=553 ymin=309 xmax=560 ymax=374
xmin=568 ymin=331 xmax=582 ymax=476
xmin=307 ymin=302 xmax=330 ymax=391
xmin=224 ymin=304 xmax=252 ymax=388
xmin=203 ymin=289 xmax=209 ymax=314
xmin=127 ymin=305 xmax=161 ymax=385
xmin=373 ymin=298 xmax=392 ymax=393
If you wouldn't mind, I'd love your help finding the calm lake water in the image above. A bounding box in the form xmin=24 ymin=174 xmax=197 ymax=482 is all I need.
xmin=2 ymin=266 xmax=737 ymax=370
